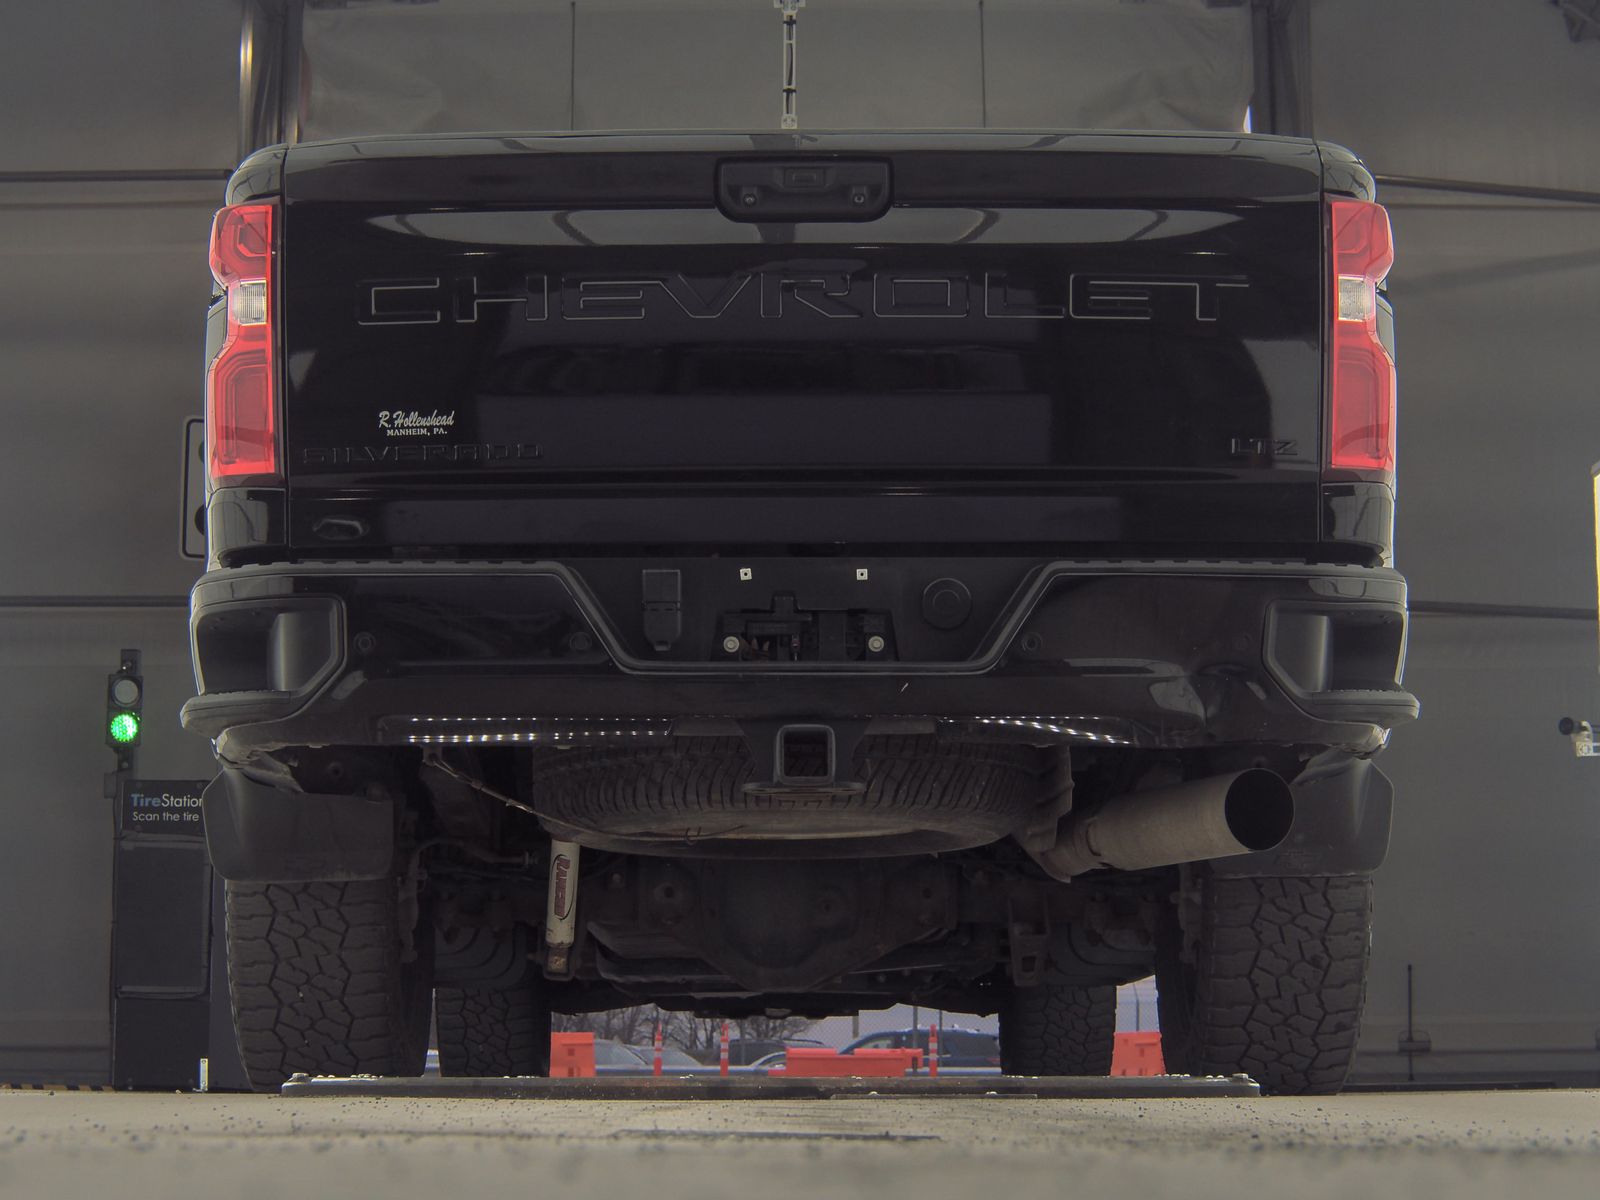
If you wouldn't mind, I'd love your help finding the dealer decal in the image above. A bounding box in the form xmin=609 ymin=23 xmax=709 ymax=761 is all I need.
xmin=378 ymin=409 xmax=456 ymax=438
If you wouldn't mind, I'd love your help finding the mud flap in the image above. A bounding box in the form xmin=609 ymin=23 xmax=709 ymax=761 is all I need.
xmin=202 ymin=767 xmax=394 ymax=882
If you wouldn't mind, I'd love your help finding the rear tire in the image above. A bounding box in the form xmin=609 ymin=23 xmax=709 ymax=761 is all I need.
xmin=436 ymin=980 xmax=551 ymax=1077
xmin=225 ymin=879 xmax=433 ymax=1092
xmin=1155 ymin=874 xmax=1372 ymax=1095
xmin=998 ymin=982 xmax=1116 ymax=1075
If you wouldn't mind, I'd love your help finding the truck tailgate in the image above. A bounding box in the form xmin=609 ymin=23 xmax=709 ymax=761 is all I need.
xmin=278 ymin=132 xmax=1325 ymax=552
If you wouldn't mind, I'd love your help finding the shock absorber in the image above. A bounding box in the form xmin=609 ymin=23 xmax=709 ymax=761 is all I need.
xmin=544 ymin=839 xmax=580 ymax=977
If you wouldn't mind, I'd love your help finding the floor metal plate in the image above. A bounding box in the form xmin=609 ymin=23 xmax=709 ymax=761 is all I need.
xmin=280 ymin=1073 xmax=1260 ymax=1099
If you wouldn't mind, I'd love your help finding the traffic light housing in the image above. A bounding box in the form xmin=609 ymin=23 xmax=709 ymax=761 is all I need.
xmin=106 ymin=651 xmax=143 ymax=751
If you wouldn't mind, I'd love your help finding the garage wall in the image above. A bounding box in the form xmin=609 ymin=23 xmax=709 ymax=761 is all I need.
xmin=0 ymin=1 xmax=240 ymax=1083
xmin=0 ymin=0 xmax=1256 ymax=1086
xmin=1309 ymin=0 xmax=1600 ymax=195
xmin=7 ymin=0 xmax=1599 ymax=1087
xmin=1305 ymin=0 xmax=1600 ymax=1083
xmin=1358 ymin=616 xmax=1600 ymax=1083
xmin=0 ymin=614 xmax=215 ymax=1084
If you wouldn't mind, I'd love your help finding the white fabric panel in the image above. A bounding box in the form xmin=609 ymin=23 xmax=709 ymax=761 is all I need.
xmin=571 ymin=1 xmax=774 ymax=130
xmin=300 ymin=0 xmax=574 ymax=139
xmin=800 ymin=0 xmax=984 ymax=129
xmin=983 ymin=0 xmax=1253 ymax=131
xmin=296 ymin=0 xmax=1256 ymax=138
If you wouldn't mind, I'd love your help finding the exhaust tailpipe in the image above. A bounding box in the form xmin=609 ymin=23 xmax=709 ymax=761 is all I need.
xmin=1031 ymin=769 xmax=1294 ymax=880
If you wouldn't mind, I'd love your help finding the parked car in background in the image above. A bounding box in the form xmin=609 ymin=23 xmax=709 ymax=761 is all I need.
xmin=747 ymin=1050 xmax=789 ymax=1073
xmin=707 ymin=1037 xmax=828 ymax=1067
xmin=592 ymin=1039 xmax=651 ymax=1075
xmin=626 ymin=1044 xmax=714 ymax=1073
xmin=841 ymin=1028 xmax=1000 ymax=1069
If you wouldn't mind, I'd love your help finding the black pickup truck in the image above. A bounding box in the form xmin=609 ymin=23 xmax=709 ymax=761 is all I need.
xmin=187 ymin=131 xmax=1414 ymax=1093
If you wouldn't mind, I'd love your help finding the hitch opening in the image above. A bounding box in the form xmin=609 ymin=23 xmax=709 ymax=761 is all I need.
xmin=777 ymin=724 xmax=834 ymax=785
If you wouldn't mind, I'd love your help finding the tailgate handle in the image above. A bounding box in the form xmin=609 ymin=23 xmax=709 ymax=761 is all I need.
xmin=716 ymin=160 xmax=890 ymax=222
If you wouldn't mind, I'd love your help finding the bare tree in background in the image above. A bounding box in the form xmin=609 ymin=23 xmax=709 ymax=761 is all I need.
xmin=550 ymin=1006 xmax=658 ymax=1046
xmin=553 ymin=1006 xmax=815 ymax=1060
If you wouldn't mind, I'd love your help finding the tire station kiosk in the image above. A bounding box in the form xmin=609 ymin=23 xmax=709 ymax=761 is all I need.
xmin=106 ymin=649 xmax=248 ymax=1092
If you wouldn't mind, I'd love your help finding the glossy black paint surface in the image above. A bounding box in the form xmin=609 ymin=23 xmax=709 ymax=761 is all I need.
xmin=194 ymin=134 xmax=1413 ymax=768
xmin=1322 ymin=482 xmax=1396 ymax=565
xmin=275 ymin=131 xmax=1330 ymax=205
xmin=1317 ymin=141 xmax=1378 ymax=203
xmin=281 ymin=482 xmax=1321 ymax=559
xmin=183 ymin=559 xmax=1415 ymax=762
xmin=258 ymin=131 xmax=1340 ymax=557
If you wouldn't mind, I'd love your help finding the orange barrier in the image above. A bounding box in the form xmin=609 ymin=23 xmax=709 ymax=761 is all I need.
xmin=1111 ymin=1031 xmax=1166 ymax=1077
xmin=549 ymin=1032 xmax=596 ymax=1078
xmin=769 ymin=1047 xmax=922 ymax=1078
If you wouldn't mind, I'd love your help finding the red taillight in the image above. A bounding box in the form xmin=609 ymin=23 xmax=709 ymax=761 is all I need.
xmin=1328 ymin=199 xmax=1396 ymax=475
xmin=206 ymin=203 xmax=277 ymax=483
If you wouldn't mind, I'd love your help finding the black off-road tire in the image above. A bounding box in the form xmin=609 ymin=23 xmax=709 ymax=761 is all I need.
xmin=1155 ymin=874 xmax=1373 ymax=1095
xmin=225 ymin=879 xmax=433 ymax=1092
xmin=525 ymin=735 xmax=1044 ymax=856
xmin=436 ymin=980 xmax=551 ymax=1077
xmin=998 ymin=982 xmax=1117 ymax=1075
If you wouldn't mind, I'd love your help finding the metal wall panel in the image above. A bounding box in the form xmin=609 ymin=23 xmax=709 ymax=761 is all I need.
xmin=1383 ymin=197 xmax=1600 ymax=610
xmin=0 ymin=1 xmax=239 ymax=1083
xmin=573 ymin=1 xmax=775 ymax=130
xmin=1356 ymin=614 xmax=1600 ymax=1084
xmin=0 ymin=1 xmax=240 ymax=173
xmin=1310 ymin=0 xmax=1600 ymax=192
xmin=0 ymin=610 xmax=213 ymax=1084
xmin=0 ymin=182 xmax=221 ymax=598
xmin=1306 ymin=0 xmax=1600 ymax=1083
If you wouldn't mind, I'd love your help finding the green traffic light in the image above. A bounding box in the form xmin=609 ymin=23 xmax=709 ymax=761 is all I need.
xmin=108 ymin=712 xmax=141 ymax=744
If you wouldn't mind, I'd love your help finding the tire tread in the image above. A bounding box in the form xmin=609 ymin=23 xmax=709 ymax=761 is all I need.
xmin=1157 ymin=874 xmax=1372 ymax=1095
xmin=225 ymin=879 xmax=429 ymax=1091
xmin=436 ymin=983 xmax=551 ymax=1077
xmin=998 ymin=983 xmax=1116 ymax=1076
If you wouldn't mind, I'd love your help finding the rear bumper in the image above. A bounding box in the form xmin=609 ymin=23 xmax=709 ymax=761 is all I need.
xmin=183 ymin=558 xmax=1416 ymax=762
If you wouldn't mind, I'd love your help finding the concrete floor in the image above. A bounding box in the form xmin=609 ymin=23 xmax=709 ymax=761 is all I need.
xmin=1 ymin=1089 xmax=1597 ymax=1200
